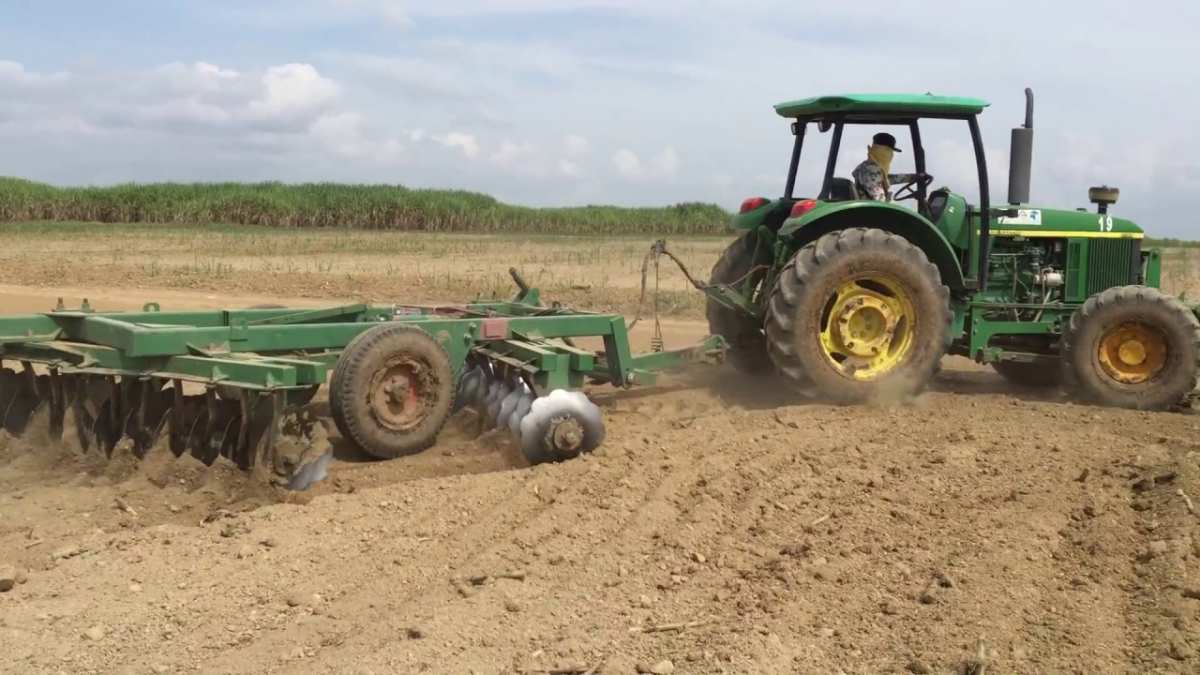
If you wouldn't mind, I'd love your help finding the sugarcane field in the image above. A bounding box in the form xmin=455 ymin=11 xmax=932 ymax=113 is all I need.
xmin=3 ymin=3 xmax=1200 ymax=674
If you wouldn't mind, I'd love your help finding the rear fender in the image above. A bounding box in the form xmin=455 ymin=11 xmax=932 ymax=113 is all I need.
xmin=777 ymin=202 xmax=965 ymax=291
xmin=731 ymin=198 xmax=795 ymax=231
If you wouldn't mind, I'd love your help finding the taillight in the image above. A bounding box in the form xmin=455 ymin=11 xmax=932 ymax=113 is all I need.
xmin=789 ymin=199 xmax=817 ymax=218
xmin=739 ymin=197 xmax=768 ymax=214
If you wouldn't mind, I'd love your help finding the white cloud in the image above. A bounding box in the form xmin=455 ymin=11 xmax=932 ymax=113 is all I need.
xmin=613 ymin=147 xmax=679 ymax=180
xmin=135 ymin=99 xmax=234 ymax=126
xmin=155 ymin=61 xmax=239 ymax=94
xmin=613 ymin=148 xmax=642 ymax=178
xmin=332 ymin=0 xmax=413 ymax=27
xmin=654 ymin=147 xmax=680 ymax=176
xmin=491 ymin=140 xmax=536 ymax=167
xmin=564 ymin=134 xmax=590 ymax=157
xmin=0 ymin=60 xmax=69 ymax=86
xmin=310 ymin=112 xmax=404 ymax=160
xmin=328 ymin=53 xmax=474 ymax=99
xmin=558 ymin=158 xmax=582 ymax=177
xmin=437 ymin=132 xmax=480 ymax=159
xmin=248 ymin=64 xmax=339 ymax=120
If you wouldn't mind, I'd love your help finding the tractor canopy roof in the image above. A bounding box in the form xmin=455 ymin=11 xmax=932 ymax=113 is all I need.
xmin=774 ymin=93 xmax=989 ymax=119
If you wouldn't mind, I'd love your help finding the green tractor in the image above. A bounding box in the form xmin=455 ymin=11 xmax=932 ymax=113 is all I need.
xmin=707 ymin=89 xmax=1199 ymax=409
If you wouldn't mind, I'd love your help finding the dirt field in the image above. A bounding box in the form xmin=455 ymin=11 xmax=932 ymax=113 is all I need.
xmin=3 ymin=231 xmax=1200 ymax=674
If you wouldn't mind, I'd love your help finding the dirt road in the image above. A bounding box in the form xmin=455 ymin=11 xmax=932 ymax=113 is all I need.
xmin=2 ymin=285 xmax=1199 ymax=674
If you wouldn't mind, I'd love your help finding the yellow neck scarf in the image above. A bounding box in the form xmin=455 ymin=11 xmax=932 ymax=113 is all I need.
xmin=867 ymin=144 xmax=894 ymax=190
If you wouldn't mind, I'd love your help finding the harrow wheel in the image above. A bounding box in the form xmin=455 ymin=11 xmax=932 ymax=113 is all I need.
xmin=330 ymin=324 xmax=455 ymax=459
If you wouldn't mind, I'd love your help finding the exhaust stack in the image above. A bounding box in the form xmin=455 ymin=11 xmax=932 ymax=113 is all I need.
xmin=1008 ymin=88 xmax=1034 ymax=205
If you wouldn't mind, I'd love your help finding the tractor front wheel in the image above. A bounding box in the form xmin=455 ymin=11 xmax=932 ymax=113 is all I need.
xmin=1062 ymin=286 xmax=1199 ymax=410
xmin=765 ymin=228 xmax=950 ymax=402
xmin=329 ymin=324 xmax=455 ymax=458
xmin=706 ymin=230 xmax=773 ymax=374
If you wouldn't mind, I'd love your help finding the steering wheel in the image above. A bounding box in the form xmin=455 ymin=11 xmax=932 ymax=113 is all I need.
xmin=892 ymin=173 xmax=934 ymax=202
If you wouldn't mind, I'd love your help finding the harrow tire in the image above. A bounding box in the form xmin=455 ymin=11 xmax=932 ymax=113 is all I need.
xmin=1062 ymin=285 xmax=1199 ymax=410
xmin=991 ymin=360 xmax=1062 ymax=388
xmin=328 ymin=327 xmax=380 ymax=443
xmin=707 ymin=230 xmax=773 ymax=374
xmin=330 ymin=324 xmax=454 ymax=459
xmin=765 ymin=227 xmax=950 ymax=403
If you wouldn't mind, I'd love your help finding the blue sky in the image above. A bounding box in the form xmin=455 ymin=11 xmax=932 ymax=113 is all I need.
xmin=1 ymin=0 xmax=1197 ymax=235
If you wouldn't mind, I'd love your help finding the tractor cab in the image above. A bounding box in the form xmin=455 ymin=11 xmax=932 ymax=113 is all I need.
xmin=775 ymin=94 xmax=990 ymax=216
xmin=731 ymin=90 xmax=1062 ymax=294
xmin=747 ymin=93 xmax=999 ymax=288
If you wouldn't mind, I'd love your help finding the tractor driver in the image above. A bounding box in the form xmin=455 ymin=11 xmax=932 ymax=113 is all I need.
xmin=852 ymin=132 xmax=918 ymax=202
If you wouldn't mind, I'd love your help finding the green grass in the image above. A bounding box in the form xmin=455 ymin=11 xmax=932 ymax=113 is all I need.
xmin=0 ymin=177 xmax=731 ymax=235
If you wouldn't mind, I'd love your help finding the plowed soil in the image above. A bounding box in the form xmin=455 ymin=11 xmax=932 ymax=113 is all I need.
xmin=3 ymin=284 xmax=1200 ymax=675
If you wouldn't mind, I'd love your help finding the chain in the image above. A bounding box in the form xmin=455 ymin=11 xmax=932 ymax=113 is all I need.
xmin=630 ymin=240 xmax=715 ymax=351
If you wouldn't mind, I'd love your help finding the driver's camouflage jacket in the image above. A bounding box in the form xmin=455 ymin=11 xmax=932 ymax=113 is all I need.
xmin=851 ymin=159 xmax=917 ymax=202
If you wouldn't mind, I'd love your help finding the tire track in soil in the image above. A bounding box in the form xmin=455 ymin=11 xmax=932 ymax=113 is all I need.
xmin=186 ymin=441 xmax=565 ymax=673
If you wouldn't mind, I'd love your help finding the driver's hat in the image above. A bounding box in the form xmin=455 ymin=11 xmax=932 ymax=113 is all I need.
xmin=872 ymin=132 xmax=902 ymax=152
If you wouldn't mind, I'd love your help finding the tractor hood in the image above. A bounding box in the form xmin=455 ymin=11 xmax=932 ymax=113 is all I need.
xmin=992 ymin=205 xmax=1144 ymax=239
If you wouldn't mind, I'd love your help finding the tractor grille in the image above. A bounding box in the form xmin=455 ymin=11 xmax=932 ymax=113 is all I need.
xmin=1086 ymin=239 xmax=1139 ymax=295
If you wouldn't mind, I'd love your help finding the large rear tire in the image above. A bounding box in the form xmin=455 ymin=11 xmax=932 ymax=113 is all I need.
xmin=1062 ymin=285 xmax=1199 ymax=410
xmin=706 ymin=231 xmax=773 ymax=374
xmin=765 ymin=228 xmax=950 ymax=402
xmin=329 ymin=324 xmax=455 ymax=458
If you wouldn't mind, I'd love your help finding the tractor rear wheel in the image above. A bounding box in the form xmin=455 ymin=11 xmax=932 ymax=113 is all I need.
xmin=1062 ymin=285 xmax=1199 ymax=410
xmin=991 ymin=360 xmax=1062 ymax=388
xmin=707 ymin=230 xmax=772 ymax=374
xmin=765 ymin=228 xmax=950 ymax=402
xmin=329 ymin=324 xmax=455 ymax=458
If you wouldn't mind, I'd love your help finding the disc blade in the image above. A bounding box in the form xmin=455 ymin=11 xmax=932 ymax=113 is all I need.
xmin=287 ymin=449 xmax=333 ymax=491
xmin=3 ymin=373 xmax=47 ymax=436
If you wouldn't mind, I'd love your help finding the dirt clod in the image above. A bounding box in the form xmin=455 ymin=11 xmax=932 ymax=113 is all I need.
xmin=1168 ymin=640 xmax=1193 ymax=661
xmin=637 ymin=660 xmax=675 ymax=674
xmin=0 ymin=566 xmax=17 ymax=592
xmin=51 ymin=544 xmax=83 ymax=561
xmin=906 ymin=658 xmax=932 ymax=674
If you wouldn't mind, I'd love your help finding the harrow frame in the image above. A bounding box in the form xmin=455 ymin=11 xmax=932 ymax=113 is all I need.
xmin=0 ymin=278 xmax=725 ymax=488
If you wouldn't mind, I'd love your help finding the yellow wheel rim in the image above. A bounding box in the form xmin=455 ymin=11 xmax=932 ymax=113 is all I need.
xmin=1097 ymin=322 xmax=1167 ymax=384
xmin=818 ymin=275 xmax=916 ymax=381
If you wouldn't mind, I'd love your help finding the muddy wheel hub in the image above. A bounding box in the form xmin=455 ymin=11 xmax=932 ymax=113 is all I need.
xmin=368 ymin=358 xmax=429 ymax=431
xmin=545 ymin=415 xmax=584 ymax=454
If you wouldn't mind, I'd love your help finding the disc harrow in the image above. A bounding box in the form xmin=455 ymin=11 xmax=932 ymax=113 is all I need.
xmin=0 ymin=271 xmax=725 ymax=490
